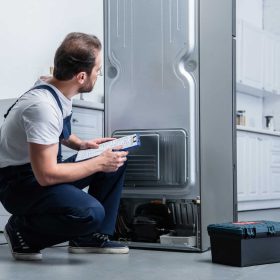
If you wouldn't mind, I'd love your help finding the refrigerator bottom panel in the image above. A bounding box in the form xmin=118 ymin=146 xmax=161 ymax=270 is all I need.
xmin=121 ymin=242 xmax=201 ymax=252
xmin=112 ymin=129 xmax=189 ymax=188
xmin=114 ymin=197 xmax=201 ymax=251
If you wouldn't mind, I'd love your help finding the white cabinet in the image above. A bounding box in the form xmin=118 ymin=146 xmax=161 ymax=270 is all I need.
xmin=273 ymin=39 xmax=280 ymax=94
xmin=270 ymin=139 xmax=280 ymax=194
xmin=237 ymin=132 xmax=270 ymax=200
xmin=263 ymin=33 xmax=275 ymax=93
xmin=237 ymin=130 xmax=280 ymax=210
xmin=240 ymin=22 xmax=263 ymax=90
xmin=61 ymin=106 xmax=104 ymax=160
xmin=237 ymin=20 xmax=280 ymax=96
xmin=236 ymin=20 xmax=243 ymax=84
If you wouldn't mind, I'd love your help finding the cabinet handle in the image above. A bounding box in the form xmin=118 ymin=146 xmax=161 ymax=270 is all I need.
xmin=72 ymin=118 xmax=79 ymax=123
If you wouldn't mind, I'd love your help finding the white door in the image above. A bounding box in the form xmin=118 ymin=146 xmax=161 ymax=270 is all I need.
xmin=273 ymin=39 xmax=280 ymax=94
xmin=236 ymin=20 xmax=243 ymax=84
xmin=241 ymin=22 xmax=263 ymax=90
xmin=263 ymin=32 xmax=275 ymax=93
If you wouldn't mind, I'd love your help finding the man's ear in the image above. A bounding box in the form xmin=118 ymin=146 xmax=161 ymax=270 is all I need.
xmin=76 ymin=72 xmax=87 ymax=85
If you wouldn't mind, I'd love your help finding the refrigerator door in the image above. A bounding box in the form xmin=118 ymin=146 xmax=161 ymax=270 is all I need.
xmin=104 ymin=0 xmax=199 ymax=197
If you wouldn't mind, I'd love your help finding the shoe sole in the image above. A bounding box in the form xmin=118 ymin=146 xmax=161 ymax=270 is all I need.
xmin=68 ymin=246 xmax=129 ymax=254
xmin=4 ymin=228 xmax=42 ymax=261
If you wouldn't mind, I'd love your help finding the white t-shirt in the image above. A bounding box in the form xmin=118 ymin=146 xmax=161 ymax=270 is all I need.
xmin=0 ymin=80 xmax=72 ymax=168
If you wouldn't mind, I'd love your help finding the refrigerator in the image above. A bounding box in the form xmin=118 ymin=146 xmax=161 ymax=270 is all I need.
xmin=104 ymin=0 xmax=236 ymax=251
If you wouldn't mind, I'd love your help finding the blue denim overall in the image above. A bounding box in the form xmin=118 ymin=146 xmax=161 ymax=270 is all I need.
xmin=0 ymin=85 xmax=126 ymax=249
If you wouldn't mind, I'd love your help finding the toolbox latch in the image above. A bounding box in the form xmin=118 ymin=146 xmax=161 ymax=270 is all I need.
xmin=267 ymin=225 xmax=276 ymax=236
xmin=244 ymin=227 xmax=256 ymax=239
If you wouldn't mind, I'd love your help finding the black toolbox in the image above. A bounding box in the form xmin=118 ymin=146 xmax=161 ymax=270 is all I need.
xmin=207 ymin=221 xmax=280 ymax=267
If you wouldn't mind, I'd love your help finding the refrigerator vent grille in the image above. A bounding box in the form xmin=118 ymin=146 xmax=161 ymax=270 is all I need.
xmin=161 ymin=135 xmax=186 ymax=184
xmin=113 ymin=129 xmax=188 ymax=187
xmin=126 ymin=155 xmax=159 ymax=180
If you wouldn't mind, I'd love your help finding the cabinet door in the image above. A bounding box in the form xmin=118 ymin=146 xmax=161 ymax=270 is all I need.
xmin=263 ymin=33 xmax=275 ymax=93
xmin=241 ymin=22 xmax=263 ymax=89
xmin=270 ymin=139 xmax=280 ymax=194
xmin=71 ymin=107 xmax=103 ymax=140
xmin=236 ymin=20 xmax=243 ymax=84
xmin=62 ymin=107 xmax=104 ymax=160
xmin=237 ymin=131 xmax=280 ymax=210
xmin=273 ymin=39 xmax=280 ymax=94
xmin=237 ymin=132 xmax=270 ymax=202
xmin=237 ymin=132 xmax=248 ymax=198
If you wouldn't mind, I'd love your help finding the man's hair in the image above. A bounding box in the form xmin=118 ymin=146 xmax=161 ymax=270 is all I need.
xmin=53 ymin=32 xmax=102 ymax=81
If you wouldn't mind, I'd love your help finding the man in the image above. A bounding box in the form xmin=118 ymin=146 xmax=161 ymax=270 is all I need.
xmin=0 ymin=32 xmax=129 ymax=261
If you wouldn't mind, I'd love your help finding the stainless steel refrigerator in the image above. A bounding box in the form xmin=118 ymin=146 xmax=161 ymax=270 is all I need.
xmin=104 ymin=0 xmax=236 ymax=251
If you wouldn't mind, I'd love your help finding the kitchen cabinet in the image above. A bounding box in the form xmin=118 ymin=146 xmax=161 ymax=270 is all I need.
xmin=273 ymin=38 xmax=280 ymax=94
xmin=263 ymin=33 xmax=275 ymax=93
xmin=270 ymin=139 xmax=280 ymax=194
xmin=237 ymin=20 xmax=280 ymax=96
xmin=240 ymin=21 xmax=263 ymax=90
xmin=236 ymin=20 xmax=243 ymax=84
xmin=237 ymin=129 xmax=280 ymax=210
xmin=61 ymin=106 xmax=104 ymax=160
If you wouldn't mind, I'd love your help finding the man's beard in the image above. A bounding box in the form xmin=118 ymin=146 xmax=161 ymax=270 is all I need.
xmin=78 ymin=80 xmax=95 ymax=93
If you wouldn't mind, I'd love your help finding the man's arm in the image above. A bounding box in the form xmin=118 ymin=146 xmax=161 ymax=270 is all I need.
xmin=61 ymin=134 xmax=115 ymax=150
xmin=29 ymin=142 xmax=128 ymax=186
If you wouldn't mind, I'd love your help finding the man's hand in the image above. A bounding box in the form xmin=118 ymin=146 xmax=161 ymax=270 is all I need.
xmin=80 ymin=137 xmax=116 ymax=150
xmin=97 ymin=146 xmax=128 ymax=173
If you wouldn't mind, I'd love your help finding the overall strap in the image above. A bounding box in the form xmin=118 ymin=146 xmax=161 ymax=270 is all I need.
xmin=34 ymin=85 xmax=63 ymax=116
xmin=4 ymin=84 xmax=64 ymax=119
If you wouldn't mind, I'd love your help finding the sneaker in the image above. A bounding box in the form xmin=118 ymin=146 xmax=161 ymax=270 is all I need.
xmin=4 ymin=217 xmax=42 ymax=261
xmin=68 ymin=233 xmax=129 ymax=254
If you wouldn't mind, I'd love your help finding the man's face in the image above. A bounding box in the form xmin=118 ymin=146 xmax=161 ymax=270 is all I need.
xmin=78 ymin=51 xmax=102 ymax=93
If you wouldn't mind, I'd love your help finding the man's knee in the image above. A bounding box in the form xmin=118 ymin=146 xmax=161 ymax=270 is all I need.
xmin=89 ymin=204 xmax=105 ymax=226
xmin=68 ymin=203 xmax=105 ymax=235
xmin=77 ymin=204 xmax=104 ymax=224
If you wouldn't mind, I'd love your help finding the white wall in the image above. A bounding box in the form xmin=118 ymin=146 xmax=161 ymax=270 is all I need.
xmin=0 ymin=0 xmax=104 ymax=102
xmin=263 ymin=95 xmax=280 ymax=131
xmin=264 ymin=0 xmax=280 ymax=35
xmin=236 ymin=92 xmax=263 ymax=129
xmin=239 ymin=208 xmax=280 ymax=222
xmin=237 ymin=0 xmax=263 ymax=29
